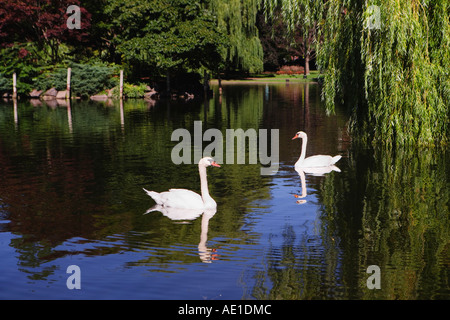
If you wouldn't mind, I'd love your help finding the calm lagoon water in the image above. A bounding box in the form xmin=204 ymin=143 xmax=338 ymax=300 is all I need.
xmin=0 ymin=82 xmax=448 ymax=300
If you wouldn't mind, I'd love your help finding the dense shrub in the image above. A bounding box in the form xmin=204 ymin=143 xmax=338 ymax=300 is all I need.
xmin=0 ymin=73 xmax=11 ymax=94
xmin=35 ymin=63 xmax=118 ymax=98
xmin=0 ymin=42 xmax=119 ymax=97
xmin=111 ymin=82 xmax=148 ymax=98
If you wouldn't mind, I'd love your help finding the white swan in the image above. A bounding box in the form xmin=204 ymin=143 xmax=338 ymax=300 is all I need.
xmin=143 ymin=157 xmax=220 ymax=210
xmin=292 ymin=131 xmax=342 ymax=168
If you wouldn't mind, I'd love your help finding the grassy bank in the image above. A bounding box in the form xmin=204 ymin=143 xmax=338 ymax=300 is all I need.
xmin=211 ymin=70 xmax=322 ymax=84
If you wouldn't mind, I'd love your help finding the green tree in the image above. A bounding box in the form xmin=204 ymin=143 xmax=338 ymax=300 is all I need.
xmin=105 ymin=0 xmax=224 ymax=88
xmin=263 ymin=0 xmax=323 ymax=77
xmin=210 ymin=0 xmax=264 ymax=75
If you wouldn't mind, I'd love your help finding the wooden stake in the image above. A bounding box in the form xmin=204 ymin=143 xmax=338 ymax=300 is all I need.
xmin=12 ymin=73 xmax=17 ymax=99
xmin=66 ymin=67 xmax=71 ymax=99
xmin=119 ymin=70 xmax=124 ymax=99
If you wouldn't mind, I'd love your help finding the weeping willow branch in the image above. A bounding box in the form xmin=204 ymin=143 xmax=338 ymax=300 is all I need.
xmin=264 ymin=0 xmax=449 ymax=147
xmin=211 ymin=0 xmax=264 ymax=74
xmin=319 ymin=0 xmax=449 ymax=146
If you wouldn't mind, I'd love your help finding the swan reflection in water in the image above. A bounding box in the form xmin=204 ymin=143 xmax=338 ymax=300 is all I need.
xmin=294 ymin=165 xmax=341 ymax=204
xmin=145 ymin=206 xmax=218 ymax=263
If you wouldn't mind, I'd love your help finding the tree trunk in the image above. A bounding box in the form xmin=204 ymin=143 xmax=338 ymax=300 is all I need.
xmin=203 ymin=70 xmax=209 ymax=92
xmin=218 ymin=72 xmax=222 ymax=95
xmin=166 ymin=70 xmax=171 ymax=94
xmin=304 ymin=52 xmax=310 ymax=79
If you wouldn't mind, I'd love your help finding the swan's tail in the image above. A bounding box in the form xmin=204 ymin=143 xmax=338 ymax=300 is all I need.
xmin=144 ymin=205 xmax=163 ymax=215
xmin=143 ymin=188 xmax=163 ymax=205
xmin=331 ymin=165 xmax=341 ymax=172
xmin=331 ymin=155 xmax=342 ymax=165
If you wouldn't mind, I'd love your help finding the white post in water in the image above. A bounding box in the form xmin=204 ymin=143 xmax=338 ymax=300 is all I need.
xmin=66 ymin=67 xmax=71 ymax=99
xmin=119 ymin=70 xmax=124 ymax=99
xmin=12 ymin=72 xmax=17 ymax=99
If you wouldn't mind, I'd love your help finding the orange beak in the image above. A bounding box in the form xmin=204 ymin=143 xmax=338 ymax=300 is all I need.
xmin=292 ymin=134 xmax=299 ymax=140
xmin=211 ymin=161 xmax=221 ymax=167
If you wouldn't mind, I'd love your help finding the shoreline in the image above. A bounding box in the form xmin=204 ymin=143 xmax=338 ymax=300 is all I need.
xmin=210 ymin=72 xmax=322 ymax=85
xmin=210 ymin=78 xmax=320 ymax=84
xmin=2 ymin=73 xmax=322 ymax=101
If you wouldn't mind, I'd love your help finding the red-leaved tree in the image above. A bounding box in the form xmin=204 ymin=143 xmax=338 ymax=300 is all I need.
xmin=0 ymin=0 xmax=91 ymax=62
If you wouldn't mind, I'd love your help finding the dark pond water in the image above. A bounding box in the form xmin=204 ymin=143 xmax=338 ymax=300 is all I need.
xmin=0 ymin=81 xmax=448 ymax=300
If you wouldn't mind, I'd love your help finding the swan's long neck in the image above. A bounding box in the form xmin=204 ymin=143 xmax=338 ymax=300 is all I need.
xmin=199 ymin=165 xmax=213 ymax=203
xmin=298 ymin=135 xmax=307 ymax=164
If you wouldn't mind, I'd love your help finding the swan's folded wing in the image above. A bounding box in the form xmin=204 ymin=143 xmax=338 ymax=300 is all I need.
xmin=161 ymin=189 xmax=204 ymax=209
xmin=301 ymin=155 xmax=334 ymax=167
xmin=168 ymin=188 xmax=198 ymax=193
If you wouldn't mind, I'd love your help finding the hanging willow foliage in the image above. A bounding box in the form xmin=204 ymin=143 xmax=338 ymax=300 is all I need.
xmin=211 ymin=0 xmax=264 ymax=73
xmin=265 ymin=0 xmax=449 ymax=146
xmin=264 ymin=0 xmax=323 ymax=37
xmin=320 ymin=0 xmax=449 ymax=146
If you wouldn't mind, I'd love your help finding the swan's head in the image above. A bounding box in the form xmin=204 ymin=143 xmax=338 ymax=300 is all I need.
xmin=199 ymin=157 xmax=221 ymax=168
xmin=292 ymin=131 xmax=307 ymax=140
